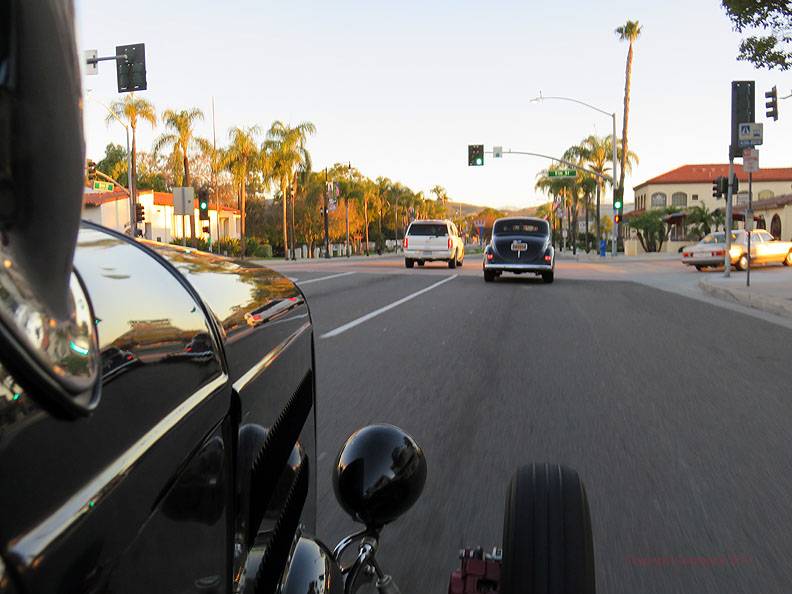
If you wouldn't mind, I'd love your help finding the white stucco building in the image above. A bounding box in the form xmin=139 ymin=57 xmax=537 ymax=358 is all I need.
xmin=82 ymin=189 xmax=241 ymax=243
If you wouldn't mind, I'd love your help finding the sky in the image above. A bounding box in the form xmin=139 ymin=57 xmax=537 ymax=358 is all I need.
xmin=75 ymin=0 xmax=791 ymax=209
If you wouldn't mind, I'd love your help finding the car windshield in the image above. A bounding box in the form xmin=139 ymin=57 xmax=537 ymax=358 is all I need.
xmin=408 ymin=223 xmax=447 ymax=236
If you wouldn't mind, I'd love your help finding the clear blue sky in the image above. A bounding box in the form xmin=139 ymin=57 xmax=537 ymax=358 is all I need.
xmin=76 ymin=0 xmax=790 ymax=209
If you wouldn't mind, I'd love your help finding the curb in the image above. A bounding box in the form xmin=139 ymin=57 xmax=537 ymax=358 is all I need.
xmin=698 ymin=279 xmax=792 ymax=319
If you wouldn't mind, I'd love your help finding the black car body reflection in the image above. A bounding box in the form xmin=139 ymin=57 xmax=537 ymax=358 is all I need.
xmin=0 ymin=223 xmax=316 ymax=593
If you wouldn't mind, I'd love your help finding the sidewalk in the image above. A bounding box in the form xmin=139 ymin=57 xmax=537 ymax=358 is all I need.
xmin=555 ymin=251 xmax=679 ymax=263
xmin=252 ymin=253 xmax=402 ymax=266
xmin=698 ymin=268 xmax=792 ymax=318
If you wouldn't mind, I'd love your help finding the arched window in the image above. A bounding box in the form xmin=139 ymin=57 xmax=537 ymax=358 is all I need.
xmin=651 ymin=192 xmax=667 ymax=208
xmin=771 ymin=214 xmax=782 ymax=240
xmin=671 ymin=192 xmax=687 ymax=207
xmin=758 ymin=190 xmax=774 ymax=200
xmin=757 ymin=216 xmax=766 ymax=230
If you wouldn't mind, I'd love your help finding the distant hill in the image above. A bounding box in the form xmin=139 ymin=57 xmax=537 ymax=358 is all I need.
xmin=444 ymin=201 xmax=543 ymax=218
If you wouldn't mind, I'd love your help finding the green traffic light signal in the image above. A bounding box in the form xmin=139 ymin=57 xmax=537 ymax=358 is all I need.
xmin=200 ymin=201 xmax=208 ymax=210
xmin=614 ymin=199 xmax=622 ymax=210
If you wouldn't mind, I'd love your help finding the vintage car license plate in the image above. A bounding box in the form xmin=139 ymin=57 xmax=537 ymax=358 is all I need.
xmin=511 ymin=241 xmax=527 ymax=252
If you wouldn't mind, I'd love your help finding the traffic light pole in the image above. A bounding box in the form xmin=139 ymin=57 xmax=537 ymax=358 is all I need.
xmin=724 ymin=157 xmax=735 ymax=277
xmin=747 ymin=172 xmax=752 ymax=287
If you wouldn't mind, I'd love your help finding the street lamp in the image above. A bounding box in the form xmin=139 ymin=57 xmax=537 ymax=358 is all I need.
xmin=86 ymin=92 xmax=136 ymax=236
xmin=530 ymin=92 xmax=619 ymax=255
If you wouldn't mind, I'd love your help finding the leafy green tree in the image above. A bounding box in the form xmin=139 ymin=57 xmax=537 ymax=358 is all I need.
xmin=263 ymin=121 xmax=316 ymax=260
xmin=628 ymin=207 xmax=678 ymax=252
xmin=615 ymin=20 xmax=642 ymax=196
xmin=105 ymin=94 xmax=156 ymax=197
xmin=722 ymin=0 xmax=791 ymax=70
xmin=686 ymin=204 xmax=715 ymax=238
xmin=97 ymin=143 xmax=128 ymax=186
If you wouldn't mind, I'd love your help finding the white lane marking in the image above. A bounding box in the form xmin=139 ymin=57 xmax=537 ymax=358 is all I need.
xmin=288 ymin=277 xmax=298 ymax=281
xmin=297 ymin=271 xmax=357 ymax=285
xmin=321 ymin=274 xmax=458 ymax=339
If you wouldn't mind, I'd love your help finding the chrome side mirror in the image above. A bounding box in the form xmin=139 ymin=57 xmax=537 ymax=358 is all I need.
xmin=332 ymin=424 xmax=426 ymax=594
xmin=0 ymin=267 xmax=100 ymax=415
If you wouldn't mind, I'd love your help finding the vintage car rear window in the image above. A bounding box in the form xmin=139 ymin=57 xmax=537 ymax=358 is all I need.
xmin=408 ymin=223 xmax=447 ymax=236
xmin=494 ymin=220 xmax=549 ymax=236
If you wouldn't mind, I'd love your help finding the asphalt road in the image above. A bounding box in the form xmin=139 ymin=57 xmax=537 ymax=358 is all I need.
xmin=283 ymin=258 xmax=792 ymax=593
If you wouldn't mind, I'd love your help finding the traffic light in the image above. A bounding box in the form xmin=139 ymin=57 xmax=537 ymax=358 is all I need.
xmin=116 ymin=44 xmax=147 ymax=93
xmin=134 ymin=202 xmax=145 ymax=223
xmin=198 ymin=188 xmax=210 ymax=221
xmin=86 ymin=160 xmax=97 ymax=181
xmin=613 ymin=187 xmax=624 ymax=221
xmin=614 ymin=213 xmax=621 ymax=224
xmin=712 ymin=177 xmax=723 ymax=198
xmin=766 ymin=86 xmax=779 ymax=121
xmin=468 ymin=144 xmax=484 ymax=166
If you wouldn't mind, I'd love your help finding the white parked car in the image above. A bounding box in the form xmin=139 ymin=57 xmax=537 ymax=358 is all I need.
xmin=403 ymin=219 xmax=465 ymax=268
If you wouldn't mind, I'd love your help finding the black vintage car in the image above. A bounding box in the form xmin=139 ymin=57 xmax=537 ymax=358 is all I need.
xmin=0 ymin=3 xmax=595 ymax=593
xmin=483 ymin=217 xmax=555 ymax=283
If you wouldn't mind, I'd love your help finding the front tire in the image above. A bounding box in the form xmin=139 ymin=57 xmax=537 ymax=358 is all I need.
xmin=542 ymin=271 xmax=554 ymax=284
xmin=501 ymin=464 xmax=595 ymax=594
xmin=405 ymin=258 xmax=414 ymax=269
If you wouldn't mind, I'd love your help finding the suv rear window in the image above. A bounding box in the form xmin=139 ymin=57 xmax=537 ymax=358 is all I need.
xmin=408 ymin=223 xmax=447 ymax=236
xmin=494 ymin=220 xmax=548 ymax=236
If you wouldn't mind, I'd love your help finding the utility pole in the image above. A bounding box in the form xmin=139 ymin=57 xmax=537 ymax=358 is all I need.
xmin=323 ymin=168 xmax=331 ymax=258
xmin=212 ymin=96 xmax=218 ymax=248
xmin=289 ymin=183 xmax=297 ymax=260
xmin=346 ymin=162 xmax=351 ymax=257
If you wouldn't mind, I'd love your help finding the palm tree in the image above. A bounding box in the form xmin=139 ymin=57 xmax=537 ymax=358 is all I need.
xmin=221 ymin=126 xmax=262 ymax=257
xmin=430 ymin=185 xmax=447 ymax=211
xmin=105 ymin=94 xmax=156 ymax=201
xmin=152 ymin=108 xmax=210 ymax=188
xmin=263 ymin=121 xmax=316 ymax=260
xmin=615 ymin=20 xmax=642 ymax=195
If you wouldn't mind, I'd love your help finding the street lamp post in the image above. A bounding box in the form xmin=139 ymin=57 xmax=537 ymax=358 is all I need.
xmin=530 ymin=93 xmax=619 ymax=255
xmin=89 ymin=96 xmax=136 ymax=236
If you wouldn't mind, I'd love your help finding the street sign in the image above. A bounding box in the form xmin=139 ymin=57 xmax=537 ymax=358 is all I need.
xmin=548 ymin=169 xmax=576 ymax=178
xmin=85 ymin=50 xmax=98 ymax=75
xmin=172 ymin=187 xmax=195 ymax=216
xmin=116 ymin=43 xmax=147 ymax=93
xmin=738 ymin=122 xmax=763 ymax=147
xmin=493 ymin=146 xmax=503 ymax=158
xmin=92 ymin=180 xmax=114 ymax=192
xmin=743 ymin=148 xmax=759 ymax=173
xmin=561 ymin=229 xmax=568 ymax=239
xmin=730 ymin=81 xmax=755 ymax=158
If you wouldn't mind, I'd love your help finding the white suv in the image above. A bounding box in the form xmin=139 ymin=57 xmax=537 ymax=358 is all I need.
xmin=403 ymin=220 xmax=465 ymax=268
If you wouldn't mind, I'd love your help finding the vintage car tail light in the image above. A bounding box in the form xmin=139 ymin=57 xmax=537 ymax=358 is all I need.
xmin=544 ymin=254 xmax=552 ymax=262
xmin=486 ymin=252 xmax=494 ymax=261
xmin=403 ymin=237 xmax=408 ymax=249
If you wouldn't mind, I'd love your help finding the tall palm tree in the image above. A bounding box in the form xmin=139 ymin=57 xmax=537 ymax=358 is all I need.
xmin=152 ymin=108 xmax=210 ymax=188
xmin=263 ymin=121 xmax=316 ymax=260
xmin=221 ymin=125 xmax=262 ymax=257
xmin=105 ymin=94 xmax=156 ymax=201
xmin=430 ymin=184 xmax=447 ymax=211
xmin=615 ymin=20 xmax=643 ymax=196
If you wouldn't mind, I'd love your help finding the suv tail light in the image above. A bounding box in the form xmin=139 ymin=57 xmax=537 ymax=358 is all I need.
xmin=403 ymin=237 xmax=408 ymax=249
xmin=448 ymin=237 xmax=452 ymax=250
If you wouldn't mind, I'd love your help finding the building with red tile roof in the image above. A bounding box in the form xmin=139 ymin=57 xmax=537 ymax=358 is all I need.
xmin=82 ymin=188 xmax=241 ymax=242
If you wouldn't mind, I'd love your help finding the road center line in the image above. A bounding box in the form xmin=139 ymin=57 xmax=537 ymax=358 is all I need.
xmin=297 ymin=271 xmax=356 ymax=285
xmin=321 ymin=274 xmax=458 ymax=339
